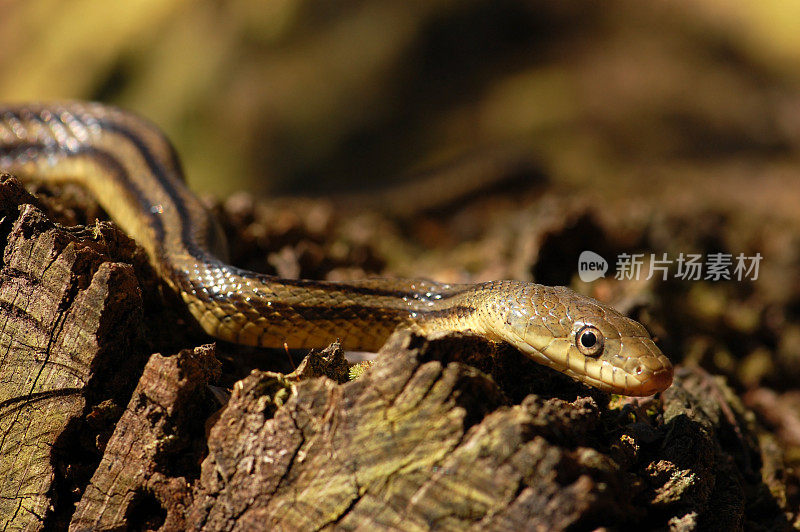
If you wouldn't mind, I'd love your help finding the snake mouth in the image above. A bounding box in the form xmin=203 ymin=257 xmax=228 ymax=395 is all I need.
xmin=498 ymin=329 xmax=673 ymax=396
xmin=559 ymin=360 xmax=673 ymax=396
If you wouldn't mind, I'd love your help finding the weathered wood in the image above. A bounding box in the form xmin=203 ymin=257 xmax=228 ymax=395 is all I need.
xmin=0 ymin=176 xmax=144 ymax=529
xmin=0 ymin=173 xmax=795 ymax=530
xmin=186 ymin=330 xmax=795 ymax=531
xmin=70 ymin=345 xmax=221 ymax=530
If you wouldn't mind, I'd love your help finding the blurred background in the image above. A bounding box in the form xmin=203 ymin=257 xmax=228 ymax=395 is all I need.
xmin=1 ymin=0 xmax=799 ymax=201
xmin=2 ymin=0 xmax=800 ymax=518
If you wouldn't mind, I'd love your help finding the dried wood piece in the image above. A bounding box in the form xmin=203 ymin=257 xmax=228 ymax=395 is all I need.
xmin=654 ymin=368 xmax=786 ymax=530
xmin=286 ymin=341 xmax=350 ymax=384
xmin=0 ymin=176 xmax=144 ymax=529
xmin=187 ymin=331 xmax=629 ymax=530
xmin=188 ymin=331 xmax=796 ymax=530
xmin=70 ymin=345 xmax=221 ymax=530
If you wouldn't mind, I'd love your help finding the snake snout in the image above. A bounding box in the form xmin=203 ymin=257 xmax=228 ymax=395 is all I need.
xmin=617 ymin=337 xmax=674 ymax=395
xmin=635 ymin=366 xmax=674 ymax=395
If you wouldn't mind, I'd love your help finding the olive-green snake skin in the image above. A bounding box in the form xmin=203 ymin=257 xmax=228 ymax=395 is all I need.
xmin=0 ymin=102 xmax=673 ymax=396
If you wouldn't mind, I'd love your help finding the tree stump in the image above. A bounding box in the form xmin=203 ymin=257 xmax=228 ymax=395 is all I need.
xmin=0 ymin=174 xmax=795 ymax=530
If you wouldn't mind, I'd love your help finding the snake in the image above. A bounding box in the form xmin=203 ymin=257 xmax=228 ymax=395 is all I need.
xmin=0 ymin=102 xmax=673 ymax=396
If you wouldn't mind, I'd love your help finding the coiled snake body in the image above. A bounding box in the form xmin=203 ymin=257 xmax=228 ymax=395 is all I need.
xmin=0 ymin=102 xmax=673 ymax=396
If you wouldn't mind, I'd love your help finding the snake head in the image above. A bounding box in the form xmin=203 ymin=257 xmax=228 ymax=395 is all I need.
xmin=478 ymin=282 xmax=673 ymax=396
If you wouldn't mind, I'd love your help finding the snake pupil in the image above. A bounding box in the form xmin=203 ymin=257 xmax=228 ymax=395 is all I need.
xmin=576 ymin=325 xmax=604 ymax=356
xmin=581 ymin=331 xmax=596 ymax=348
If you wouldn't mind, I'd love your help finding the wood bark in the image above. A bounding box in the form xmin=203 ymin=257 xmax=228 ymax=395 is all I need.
xmin=69 ymin=346 xmax=221 ymax=530
xmin=0 ymin=175 xmax=145 ymax=529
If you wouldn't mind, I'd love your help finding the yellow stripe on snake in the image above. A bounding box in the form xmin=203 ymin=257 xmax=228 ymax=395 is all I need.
xmin=0 ymin=102 xmax=673 ymax=396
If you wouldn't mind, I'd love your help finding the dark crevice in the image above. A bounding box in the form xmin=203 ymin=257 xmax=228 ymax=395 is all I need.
xmin=125 ymin=489 xmax=168 ymax=532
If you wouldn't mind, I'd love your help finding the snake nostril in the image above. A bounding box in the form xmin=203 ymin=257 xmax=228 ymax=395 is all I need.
xmin=634 ymin=364 xmax=644 ymax=375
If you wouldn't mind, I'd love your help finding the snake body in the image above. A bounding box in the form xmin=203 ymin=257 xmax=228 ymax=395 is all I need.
xmin=0 ymin=102 xmax=673 ymax=396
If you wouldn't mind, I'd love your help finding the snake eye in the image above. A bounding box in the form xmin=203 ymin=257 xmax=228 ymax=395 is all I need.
xmin=576 ymin=325 xmax=604 ymax=357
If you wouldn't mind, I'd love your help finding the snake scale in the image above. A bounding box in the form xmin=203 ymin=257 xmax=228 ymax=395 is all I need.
xmin=0 ymin=102 xmax=673 ymax=396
